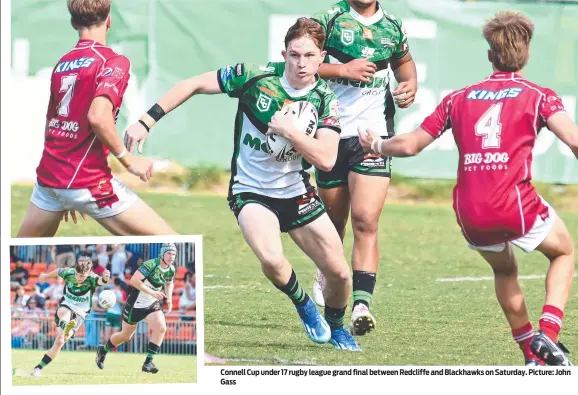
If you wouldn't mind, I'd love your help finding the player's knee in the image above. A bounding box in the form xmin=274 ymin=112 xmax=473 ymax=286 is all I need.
xmin=324 ymin=260 xmax=351 ymax=286
xmin=491 ymin=263 xmax=517 ymax=277
xmin=54 ymin=335 xmax=66 ymax=348
xmin=158 ymin=323 xmax=167 ymax=335
xmin=259 ymin=252 xmax=287 ymax=273
xmin=351 ymin=212 xmax=379 ymax=236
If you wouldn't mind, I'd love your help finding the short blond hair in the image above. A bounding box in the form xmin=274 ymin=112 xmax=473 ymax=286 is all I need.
xmin=68 ymin=0 xmax=110 ymax=29
xmin=483 ymin=11 xmax=534 ymax=72
xmin=75 ymin=256 xmax=93 ymax=274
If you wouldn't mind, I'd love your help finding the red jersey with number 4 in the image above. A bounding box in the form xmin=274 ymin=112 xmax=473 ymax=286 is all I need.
xmin=36 ymin=39 xmax=130 ymax=189
xmin=421 ymin=72 xmax=566 ymax=246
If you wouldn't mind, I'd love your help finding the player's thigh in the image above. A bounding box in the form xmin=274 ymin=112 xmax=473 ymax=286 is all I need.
xmin=477 ymin=243 xmax=518 ymax=275
xmin=16 ymin=202 xmax=63 ymax=238
xmin=317 ymin=185 xmax=350 ymax=231
xmin=237 ymin=203 xmax=284 ymax=264
xmin=535 ymin=216 xmax=575 ymax=259
xmin=96 ymin=197 xmax=177 ymax=236
xmin=289 ymin=213 xmax=348 ymax=276
xmin=56 ymin=306 xmax=73 ymax=321
xmin=145 ymin=309 xmax=167 ymax=333
xmin=348 ymin=170 xmax=390 ymax=232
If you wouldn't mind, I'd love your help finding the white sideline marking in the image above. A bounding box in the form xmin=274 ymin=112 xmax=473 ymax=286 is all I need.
xmin=226 ymin=357 xmax=317 ymax=366
xmin=437 ymin=273 xmax=578 ymax=282
xmin=205 ymin=285 xmax=246 ymax=289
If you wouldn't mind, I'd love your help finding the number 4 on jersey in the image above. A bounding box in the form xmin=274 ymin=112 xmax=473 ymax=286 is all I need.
xmin=58 ymin=74 xmax=78 ymax=117
xmin=475 ymin=103 xmax=503 ymax=149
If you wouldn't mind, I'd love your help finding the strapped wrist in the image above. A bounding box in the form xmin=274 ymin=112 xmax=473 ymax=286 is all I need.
xmin=146 ymin=103 xmax=166 ymax=122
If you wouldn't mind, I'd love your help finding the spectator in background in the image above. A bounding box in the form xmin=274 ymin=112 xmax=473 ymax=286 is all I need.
xmin=85 ymin=292 xmax=105 ymax=350
xmin=12 ymin=286 xmax=30 ymax=310
xmin=10 ymin=259 xmax=29 ymax=289
xmin=55 ymin=245 xmax=75 ymax=268
xmin=110 ymin=244 xmax=132 ymax=281
xmin=31 ymin=285 xmax=47 ymax=309
xmin=44 ymin=277 xmax=64 ymax=302
xmin=179 ymin=272 xmax=196 ymax=320
xmin=97 ymin=244 xmax=111 ymax=272
xmin=104 ymin=278 xmax=126 ymax=345
xmin=125 ymin=252 xmax=142 ymax=275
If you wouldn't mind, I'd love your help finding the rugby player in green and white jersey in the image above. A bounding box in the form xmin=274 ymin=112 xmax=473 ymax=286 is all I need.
xmin=96 ymin=243 xmax=176 ymax=373
xmin=31 ymin=257 xmax=110 ymax=376
xmin=311 ymin=0 xmax=418 ymax=336
xmin=124 ymin=18 xmax=360 ymax=350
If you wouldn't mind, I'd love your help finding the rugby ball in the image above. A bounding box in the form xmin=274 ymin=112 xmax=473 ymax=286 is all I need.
xmin=267 ymin=101 xmax=318 ymax=162
xmin=99 ymin=290 xmax=117 ymax=309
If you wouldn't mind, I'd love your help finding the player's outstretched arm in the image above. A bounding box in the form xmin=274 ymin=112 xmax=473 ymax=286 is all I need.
xmin=97 ymin=269 xmax=111 ymax=286
xmin=547 ymin=112 xmax=578 ymax=159
xmin=129 ymin=271 xmax=166 ymax=300
xmin=266 ymin=110 xmax=339 ymax=171
xmin=124 ymin=71 xmax=221 ymax=154
xmin=391 ymin=53 xmax=418 ymax=109
xmin=88 ymin=97 xmax=153 ymax=182
xmin=359 ymin=126 xmax=434 ymax=157
xmin=38 ymin=270 xmax=59 ymax=283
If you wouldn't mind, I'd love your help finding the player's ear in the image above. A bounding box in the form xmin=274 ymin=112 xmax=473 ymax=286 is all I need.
xmin=487 ymin=50 xmax=493 ymax=65
xmin=106 ymin=14 xmax=111 ymax=30
xmin=320 ymin=50 xmax=327 ymax=62
xmin=282 ymin=49 xmax=287 ymax=61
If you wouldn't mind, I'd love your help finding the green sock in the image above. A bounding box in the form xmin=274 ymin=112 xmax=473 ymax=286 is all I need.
xmin=275 ymin=270 xmax=309 ymax=306
xmin=352 ymin=270 xmax=377 ymax=308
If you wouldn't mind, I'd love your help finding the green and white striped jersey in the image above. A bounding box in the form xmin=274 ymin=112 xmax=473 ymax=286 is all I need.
xmin=128 ymin=258 xmax=175 ymax=309
xmin=58 ymin=267 xmax=100 ymax=318
xmin=312 ymin=1 xmax=408 ymax=138
xmin=217 ymin=62 xmax=340 ymax=198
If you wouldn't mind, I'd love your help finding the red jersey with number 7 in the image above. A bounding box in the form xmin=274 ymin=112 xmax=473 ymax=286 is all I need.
xmin=420 ymin=72 xmax=566 ymax=246
xmin=36 ymin=39 xmax=130 ymax=189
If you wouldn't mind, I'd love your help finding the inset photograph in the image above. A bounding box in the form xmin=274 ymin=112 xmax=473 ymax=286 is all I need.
xmin=10 ymin=241 xmax=198 ymax=385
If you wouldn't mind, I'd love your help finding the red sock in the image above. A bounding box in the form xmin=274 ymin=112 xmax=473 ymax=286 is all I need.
xmin=512 ymin=322 xmax=536 ymax=361
xmin=539 ymin=305 xmax=564 ymax=342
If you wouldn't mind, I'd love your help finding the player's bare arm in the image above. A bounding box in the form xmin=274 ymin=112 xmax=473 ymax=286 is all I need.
xmin=318 ymin=59 xmax=377 ymax=83
xmin=97 ymin=269 xmax=111 ymax=286
xmin=165 ymin=280 xmax=174 ymax=313
xmin=38 ymin=270 xmax=60 ymax=282
xmin=130 ymin=271 xmax=166 ymax=300
xmin=546 ymin=112 xmax=578 ymax=159
xmin=266 ymin=111 xmax=339 ymax=171
xmin=391 ymin=52 xmax=418 ymax=108
xmin=88 ymin=96 xmax=153 ymax=182
xmin=124 ymin=71 xmax=221 ymax=153
xmin=358 ymin=126 xmax=433 ymax=157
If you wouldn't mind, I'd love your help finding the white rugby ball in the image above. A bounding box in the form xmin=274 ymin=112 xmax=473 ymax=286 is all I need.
xmin=267 ymin=101 xmax=318 ymax=162
xmin=99 ymin=290 xmax=117 ymax=309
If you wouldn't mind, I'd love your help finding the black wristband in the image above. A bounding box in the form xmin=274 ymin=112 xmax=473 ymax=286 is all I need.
xmin=146 ymin=103 xmax=166 ymax=122
xmin=138 ymin=119 xmax=150 ymax=133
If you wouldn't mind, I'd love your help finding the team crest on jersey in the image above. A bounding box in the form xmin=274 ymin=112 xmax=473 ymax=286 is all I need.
xmin=361 ymin=47 xmax=375 ymax=58
xmin=256 ymin=93 xmax=272 ymax=112
xmin=341 ymin=29 xmax=354 ymax=46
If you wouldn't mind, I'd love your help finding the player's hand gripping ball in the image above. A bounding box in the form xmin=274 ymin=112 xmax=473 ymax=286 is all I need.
xmin=98 ymin=290 xmax=117 ymax=309
xmin=266 ymin=101 xmax=318 ymax=162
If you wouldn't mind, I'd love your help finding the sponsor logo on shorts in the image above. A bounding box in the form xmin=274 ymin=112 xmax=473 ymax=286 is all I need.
xmin=361 ymin=155 xmax=385 ymax=167
xmin=297 ymin=197 xmax=321 ymax=216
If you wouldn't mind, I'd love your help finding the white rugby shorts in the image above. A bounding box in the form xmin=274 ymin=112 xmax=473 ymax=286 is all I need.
xmin=31 ymin=178 xmax=137 ymax=219
xmin=467 ymin=198 xmax=557 ymax=254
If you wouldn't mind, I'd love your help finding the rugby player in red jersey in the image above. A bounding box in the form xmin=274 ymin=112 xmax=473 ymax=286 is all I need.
xmin=360 ymin=11 xmax=576 ymax=366
xmin=16 ymin=0 xmax=176 ymax=237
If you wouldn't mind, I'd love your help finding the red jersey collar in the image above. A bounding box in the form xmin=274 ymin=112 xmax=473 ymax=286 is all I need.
xmin=76 ymin=39 xmax=99 ymax=47
xmin=489 ymin=71 xmax=523 ymax=80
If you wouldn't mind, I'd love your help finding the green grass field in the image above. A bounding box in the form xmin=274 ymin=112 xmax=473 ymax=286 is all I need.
xmin=11 ymin=184 xmax=578 ymax=366
xmin=11 ymin=349 xmax=196 ymax=385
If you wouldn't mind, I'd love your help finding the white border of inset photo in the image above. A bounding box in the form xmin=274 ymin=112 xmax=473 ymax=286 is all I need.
xmin=3 ymin=236 xmax=203 ymax=394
